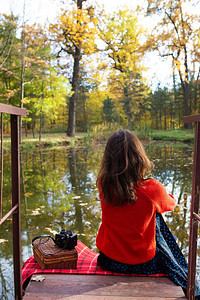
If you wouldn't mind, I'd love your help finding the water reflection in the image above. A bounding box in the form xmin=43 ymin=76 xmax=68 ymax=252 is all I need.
xmin=0 ymin=142 xmax=199 ymax=299
xmin=148 ymin=143 xmax=194 ymax=256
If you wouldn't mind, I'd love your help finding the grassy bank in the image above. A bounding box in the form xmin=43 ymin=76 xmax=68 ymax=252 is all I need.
xmin=2 ymin=132 xmax=89 ymax=152
xmin=90 ymin=124 xmax=195 ymax=144
xmin=150 ymin=129 xmax=194 ymax=143
xmin=1 ymin=129 xmax=194 ymax=152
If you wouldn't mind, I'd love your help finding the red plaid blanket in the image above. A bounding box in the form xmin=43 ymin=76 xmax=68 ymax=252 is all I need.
xmin=22 ymin=240 xmax=166 ymax=287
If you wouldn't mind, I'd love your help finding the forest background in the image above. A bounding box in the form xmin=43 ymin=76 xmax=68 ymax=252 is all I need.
xmin=0 ymin=0 xmax=200 ymax=141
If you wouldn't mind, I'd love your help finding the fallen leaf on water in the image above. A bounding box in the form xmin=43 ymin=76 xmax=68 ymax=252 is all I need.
xmin=45 ymin=227 xmax=57 ymax=235
xmin=31 ymin=275 xmax=45 ymax=282
xmin=72 ymin=196 xmax=81 ymax=199
xmin=24 ymin=192 xmax=33 ymax=197
xmin=0 ymin=239 xmax=8 ymax=244
xmin=84 ymin=221 xmax=91 ymax=225
xmin=31 ymin=209 xmax=41 ymax=216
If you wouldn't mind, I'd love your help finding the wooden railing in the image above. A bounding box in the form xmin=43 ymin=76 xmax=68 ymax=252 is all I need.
xmin=184 ymin=114 xmax=200 ymax=300
xmin=0 ymin=103 xmax=29 ymax=300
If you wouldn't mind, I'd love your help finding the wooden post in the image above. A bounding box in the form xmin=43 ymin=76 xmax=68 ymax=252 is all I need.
xmin=183 ymin=114 xmax=200 ymax=300
xmin=11 ymin=115 xmax=22 ymax=300
xmin=0 ymin=113 xmax=3 ymax=220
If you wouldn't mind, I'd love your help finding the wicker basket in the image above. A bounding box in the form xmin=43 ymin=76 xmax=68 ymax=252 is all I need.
xmin=32 ymin=237 xmax=78 ymax=269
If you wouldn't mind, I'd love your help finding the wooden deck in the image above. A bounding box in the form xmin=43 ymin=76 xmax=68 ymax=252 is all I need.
xmin=23 ymin=274 xmax=187 ymax=299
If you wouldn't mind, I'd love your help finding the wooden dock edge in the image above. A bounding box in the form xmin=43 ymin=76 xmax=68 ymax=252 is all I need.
xmin=23 ymin=274 xmax=187 ymax=299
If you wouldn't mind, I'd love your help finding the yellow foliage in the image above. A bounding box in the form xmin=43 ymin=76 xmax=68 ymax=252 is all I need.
xmin=185 ymin=79 xmax=189 ymax=84
xmin=21 ymin=98 xmax=31 ymax=104
xmin=50 ymin=7 xmax=99 ymax=55
xmin=175 ymin=60 xmax=181 ymax=71
xmin=86 ymin=90 xmax=106 ymax=124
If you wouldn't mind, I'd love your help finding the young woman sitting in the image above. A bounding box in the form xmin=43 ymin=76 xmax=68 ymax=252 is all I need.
xmin=96 ymin=129 xmax=200 ymax=299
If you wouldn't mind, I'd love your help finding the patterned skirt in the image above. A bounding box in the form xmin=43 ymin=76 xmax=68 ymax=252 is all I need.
xmin=97 ymin=212 xmax=200 ymax=298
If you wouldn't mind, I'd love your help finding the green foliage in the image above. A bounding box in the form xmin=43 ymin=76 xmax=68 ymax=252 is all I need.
xmin=0 ymin=2 xmax=199 ymax=134
xmin=149 ymin=86 xmax=175 ymax=130
xmin=0 ymin=14 xmax=20 ymax=106
xmin=102 ymin=96 xmax=118 ymax=122
xmin=134 ymin=126 xmax=153 ymax=141
xmin=22 ymin=24 xmax=72 ymax=136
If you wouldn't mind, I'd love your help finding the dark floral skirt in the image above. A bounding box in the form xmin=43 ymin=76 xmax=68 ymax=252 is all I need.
xmin=97 ymin=212 xmax=200 ymax=298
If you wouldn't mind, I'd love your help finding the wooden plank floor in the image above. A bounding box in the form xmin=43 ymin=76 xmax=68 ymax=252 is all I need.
xmin=23 ymin=274 xmax=187 ymax=299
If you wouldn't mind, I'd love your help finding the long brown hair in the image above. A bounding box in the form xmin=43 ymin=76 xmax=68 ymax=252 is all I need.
xmin=97 ymin=130 xmax=153 ymax=205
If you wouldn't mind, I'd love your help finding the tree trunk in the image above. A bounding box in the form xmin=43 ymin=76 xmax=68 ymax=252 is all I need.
xmin=20 ymin=28 xmax=25 ymax=144
xmin=123 ymin=86 xmax=132 ymax=129
xmin=155 ymin=111 xmax=158 ymax=129
xmin=183 ymin=84 xmax=192 ymax=129
xmin=172 ymin=69 xmax=176 ymax=129
xmin=124 ymin=98 xmax=132 ymax=129
xmin=159 ymin=109 xmax=162 ymax=129
xmin=83 ymin=97 xmax=87 ymax=132
xmin=39 ymin=81 xmax=45 ymax=141
xmin=20 ymin=1 xmax=26 ymax=144
xmin=25 ymin=120 xmax=27 ymax=137
xmin=164 ymin=107 xmax=167 ymax=130
xmin=32 ymin=114 xmax=35 ymax=138
xmin=67 ymin=0 xmax=85 ymax=137
xmin=67 ymin=47 xmax=81 ymax=137
xmin=39 ymin=111 xmax=42 ymax=141
xmin=182 ymin=46 xmax=192 ymax=129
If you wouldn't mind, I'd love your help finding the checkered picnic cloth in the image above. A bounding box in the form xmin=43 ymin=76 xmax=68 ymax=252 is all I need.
xmin=22 ymin=240 xmax=166 ymax=288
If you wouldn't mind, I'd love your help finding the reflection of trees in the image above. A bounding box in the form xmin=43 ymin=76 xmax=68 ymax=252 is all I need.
xmin=1 ymin=154 xmax=12 ymax=214
xmin=17 ymin=147 xmax=101 ymax=250
xmin=68 ymin=148 xmax=84 ymax=241
xmin=147 ymin=144 xmax=193 ymax=253
xmin=67 ymin=147 xmax=101 ymax=248
xmin=0 ymin=221 xmax=15 ymax=299
xmin=0 ymin=155 xmax=16 ymax=299
xmin=0 ymin=261 xmax=14 ymax=300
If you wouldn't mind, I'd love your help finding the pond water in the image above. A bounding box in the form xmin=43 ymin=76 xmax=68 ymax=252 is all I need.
xmin=0 ymin=141 xmax=200 ymax=299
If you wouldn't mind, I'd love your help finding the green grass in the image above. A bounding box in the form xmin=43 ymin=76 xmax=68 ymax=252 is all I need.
xmin=1 ymin=129 xmax=195 ymax=152
xmin=1 ymin=132 xmax=87 ymax=152
xmin=21 ymin=132 xmax=88 ymax=150
xmin=150 ymin=129 xmax=194 ymax=143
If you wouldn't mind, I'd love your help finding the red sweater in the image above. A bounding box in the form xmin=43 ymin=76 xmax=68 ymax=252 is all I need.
xmin=96 ymin=179 xmax=176 ymax=264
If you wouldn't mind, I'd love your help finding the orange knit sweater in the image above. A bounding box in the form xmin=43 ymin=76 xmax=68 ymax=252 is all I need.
xmin=96 ymin=179 xmax=176 ymax=264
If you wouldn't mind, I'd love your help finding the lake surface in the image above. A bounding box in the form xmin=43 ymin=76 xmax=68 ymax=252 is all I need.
xmin=0 ymin=141 xmax=199 ymax=299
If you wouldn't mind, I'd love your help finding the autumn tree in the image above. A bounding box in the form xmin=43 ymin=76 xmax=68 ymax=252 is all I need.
xmin=21 ymin=24 xmax=72 ymax=139
xmin=20 ymin=24 xmax=52 ymax=137
xmin=49 ymin=0 xmax=99 ymax=136
xmin=0 ymin=14 xmax=20 ymax=106
xmin=100 ymin=9 xmax=150 ymax=128
xmin=146 ymin=0 xmax=200 ymax=128
xmin=28 ymin=74 xmax=71 ymax=139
